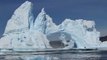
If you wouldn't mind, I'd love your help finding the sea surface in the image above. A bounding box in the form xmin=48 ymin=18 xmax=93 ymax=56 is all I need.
xmin=0 ymin=49 xmax=107 ymax=60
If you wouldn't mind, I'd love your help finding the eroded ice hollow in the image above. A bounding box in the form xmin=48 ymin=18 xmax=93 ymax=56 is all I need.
xmin=0 ymin=1 xmax=106 ymax=51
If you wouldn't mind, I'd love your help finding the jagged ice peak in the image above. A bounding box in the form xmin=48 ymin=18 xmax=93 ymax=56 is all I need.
xmin=4 ymin=1 xmax=34 ymax=34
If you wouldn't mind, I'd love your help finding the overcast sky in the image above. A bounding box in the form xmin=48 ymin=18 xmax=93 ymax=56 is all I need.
xmin=0 ymin=0 xmax=107 ymax=37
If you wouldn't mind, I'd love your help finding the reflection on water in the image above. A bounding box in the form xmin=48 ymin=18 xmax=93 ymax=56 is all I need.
xmin=0 ymin=49 xmax=107 ymax=60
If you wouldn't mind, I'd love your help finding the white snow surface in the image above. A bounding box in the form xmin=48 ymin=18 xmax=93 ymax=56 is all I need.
xmin=0 ymin=1 xmax=107 ymax=50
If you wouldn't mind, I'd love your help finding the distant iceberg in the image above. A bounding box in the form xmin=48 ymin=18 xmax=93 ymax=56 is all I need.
xmin=0 ymin=1 xmax=107 ymax=51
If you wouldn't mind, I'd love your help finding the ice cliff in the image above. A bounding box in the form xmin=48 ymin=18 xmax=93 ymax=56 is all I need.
xmin=0 ymin=1 xmax=106 ymax=50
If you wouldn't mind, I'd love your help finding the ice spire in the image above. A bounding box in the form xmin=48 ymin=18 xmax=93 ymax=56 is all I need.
xmin=41 ymin=8 xmax=45 ymax=14
xmin=33 ymin=8 xmax=47 ymax=33
xmin=4 ymin=1 xmax=34 ymax=34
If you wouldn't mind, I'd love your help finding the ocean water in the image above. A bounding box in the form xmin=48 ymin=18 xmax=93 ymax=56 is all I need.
xmin=0 ymin=49 xmax=107 ymax=60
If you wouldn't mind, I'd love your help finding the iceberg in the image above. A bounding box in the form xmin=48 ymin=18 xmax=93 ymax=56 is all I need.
xmin=0 ymin=1 xmax=107 ymax=51
xmin=1 ymin=1 xmax=107 ymax=60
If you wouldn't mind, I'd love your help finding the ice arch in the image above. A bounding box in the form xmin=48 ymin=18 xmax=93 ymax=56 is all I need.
xmin=47 ymin=31 xmax=76 ymax=48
